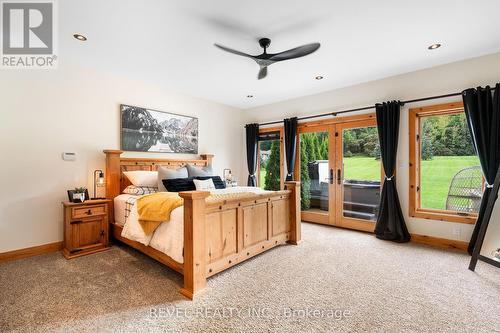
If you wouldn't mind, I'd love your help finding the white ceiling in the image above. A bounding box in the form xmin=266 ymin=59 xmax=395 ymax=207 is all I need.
xmin=60 ymin=0 xmax=500 ymax=109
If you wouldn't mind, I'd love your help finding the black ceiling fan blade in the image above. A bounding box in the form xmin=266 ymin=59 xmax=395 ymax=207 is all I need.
xmin=269 ymin=43 xmax=320 ymax=61
xmin=258 ymin=66 xmax=268 ymax=80
xmin=214 ymin=43 xmax=255 ymax=59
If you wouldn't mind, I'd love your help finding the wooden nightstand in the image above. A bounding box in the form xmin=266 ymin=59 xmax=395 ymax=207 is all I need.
xmin=62 ymin=199 xmax=111 ymax=259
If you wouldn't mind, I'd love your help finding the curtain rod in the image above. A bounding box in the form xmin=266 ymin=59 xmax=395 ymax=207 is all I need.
xmin=248 ymin=87 xmax=497 ymax=127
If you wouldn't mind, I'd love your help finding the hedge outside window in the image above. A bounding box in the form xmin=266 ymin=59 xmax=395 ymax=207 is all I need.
xmin=258 ymin=128 xmax=284 ymax=191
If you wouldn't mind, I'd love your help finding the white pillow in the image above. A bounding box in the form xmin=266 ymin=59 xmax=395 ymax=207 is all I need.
xmin=193 ymin=178 xmax=216 ymax=191
xmin=123 ymin=171 xmax=158 ymax=187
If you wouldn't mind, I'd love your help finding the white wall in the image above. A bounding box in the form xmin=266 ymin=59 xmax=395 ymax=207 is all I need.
xmin=2 ymin=53 xmax=499 ymax=256
xmin=244 ymin=52 xmax=500 ymax=247
xmin=0 ymin=64 xmax=246 ymax=253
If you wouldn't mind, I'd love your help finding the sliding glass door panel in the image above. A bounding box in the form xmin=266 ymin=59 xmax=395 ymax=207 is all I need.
xmin=335 ymin=119 xmax=381 ymax=232
xmin=298 ymin=125 xmax=335 ymax=225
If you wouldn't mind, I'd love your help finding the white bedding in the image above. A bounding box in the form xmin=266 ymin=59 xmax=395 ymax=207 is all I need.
xmin=119 ymin=186 xmax=268 ymax=264
xmin=114 ymin=194 xmax=140 ymax=226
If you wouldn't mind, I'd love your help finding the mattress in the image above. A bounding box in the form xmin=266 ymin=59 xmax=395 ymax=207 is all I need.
xmin=119 ymin=186 xmax=269 ymax=264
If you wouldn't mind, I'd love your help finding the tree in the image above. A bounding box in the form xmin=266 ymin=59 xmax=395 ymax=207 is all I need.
xmin=303 ymin=134 xmax=317 ymax=161
xmin=421 ymin=120 xmax=434 ymax=160
xmin=300 ymin=139 xmax=311 ymax=210
xmin=259 ymin=140 xmax=272 ymax=151
xmin=264 ymin=141 xmax=281 ymax=191
xmin=421 ymin=114 xmax=475 ymax=157
xmin=421 ymin=135 xmax=434 ymax=160
xmin=371 ymin=142 xmax=381 ymax=160
xmin=445 ymin=114 xmax=475 ymax=156
xmin=311 ymin=134 xmax=322 ymax=160
xmin=319 ymin=138 xmax=328 ymax=159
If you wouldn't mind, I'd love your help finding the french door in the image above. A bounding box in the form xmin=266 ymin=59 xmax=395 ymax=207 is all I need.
xmin=297 ymin=117 xmax=382 ymax=233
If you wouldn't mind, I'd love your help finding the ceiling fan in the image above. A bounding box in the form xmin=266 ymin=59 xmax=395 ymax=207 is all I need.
xmin=214 ymin=38 xmax=320 ymax=80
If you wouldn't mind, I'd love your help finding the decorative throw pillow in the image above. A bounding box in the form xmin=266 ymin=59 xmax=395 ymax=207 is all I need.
xmin=186 ymin=164 xmax=214 ymax=177
xmin=157 ymin=166 xmax=188 ymax=191
xmin=123 ymin=171 xmax=158 ymax=187
xmin=162 ymin=178 xmax=196 ymax=192
xmin=122 ymin=185 xmax=158 ymax=195
xmin=195 ymin=176 xmax=226 ymax=189
xmin=193 ymin=178 xmax=216 ymax=191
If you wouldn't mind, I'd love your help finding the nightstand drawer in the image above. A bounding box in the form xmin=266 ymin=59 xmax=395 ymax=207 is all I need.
xmin=72 ymin=204 xmax=106 ymax=219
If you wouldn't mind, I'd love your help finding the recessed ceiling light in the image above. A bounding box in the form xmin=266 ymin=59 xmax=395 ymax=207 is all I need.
xmin=247 ymin=95 xmax=254 ymax=98
xmin=428 ymin=43 xmax=441 ymax=50
xmin=315 ymin=75 xmax=324 ymax=80
xmin=73 ymin=34 xmax=87 ymax=41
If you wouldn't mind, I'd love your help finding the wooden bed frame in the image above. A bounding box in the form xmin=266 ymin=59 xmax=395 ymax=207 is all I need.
xmin=103 ymin=150 xmax=301 ymax=299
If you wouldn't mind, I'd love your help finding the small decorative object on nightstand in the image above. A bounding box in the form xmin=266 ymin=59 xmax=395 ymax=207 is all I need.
xmin=67 ymin=187 xmax=89 ymax=203
xmin=223 ymin=168 xmax=232 ymax=182
xmin=223 ymin=168 xmax=237 ymax=187
xmin=62 ymin=199 xmax=111 ymax=259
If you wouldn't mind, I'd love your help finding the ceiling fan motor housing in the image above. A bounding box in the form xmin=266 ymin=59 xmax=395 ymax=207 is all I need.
xmin=259 ymin=38 xmax=271 ymax=51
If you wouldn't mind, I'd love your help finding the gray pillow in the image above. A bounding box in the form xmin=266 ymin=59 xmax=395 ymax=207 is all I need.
xmin=186 ymin=164 xmax=214 ymax=177
xmin=157 ymin=166 xmax=188 ymax=191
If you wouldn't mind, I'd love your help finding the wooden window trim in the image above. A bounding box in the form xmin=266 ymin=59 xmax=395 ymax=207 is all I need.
xmin=409 ymin=101 xmax=478 ymax=224
xmin=257 ymin=126 xmax=285 ymax=190
xmin=297 ymin=112 xmax=376 ymax=131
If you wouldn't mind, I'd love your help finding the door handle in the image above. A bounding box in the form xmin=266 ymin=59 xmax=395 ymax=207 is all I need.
xmin=337 ymin=169 xmax=342 ymax=185
xmin=329 ymin=169 xmax=334 ymax=185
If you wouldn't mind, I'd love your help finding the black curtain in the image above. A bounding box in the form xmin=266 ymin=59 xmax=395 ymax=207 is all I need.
xmin=462 ymin=84 xmax=500 ymax=254
xmin=246 ymin=123 xmax=259 ymax=186
xmin=284 ymin=117 xmax=298 ymax=181
xmin=374 ymin=101 xmax=411 ymax=242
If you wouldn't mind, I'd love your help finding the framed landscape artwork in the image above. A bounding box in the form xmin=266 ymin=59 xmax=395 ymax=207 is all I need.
xmin=121 ymin=104 xmax=198 ymax=153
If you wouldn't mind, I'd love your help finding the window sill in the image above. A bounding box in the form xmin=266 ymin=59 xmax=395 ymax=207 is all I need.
xmin=410 ymin=209 xmax=477 ymax=224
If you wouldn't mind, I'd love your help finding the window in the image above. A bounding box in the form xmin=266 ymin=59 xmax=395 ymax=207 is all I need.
xmin=258 ymin=129 xmax=283 ymax=191
xmin=409 ymin=102 xmax=482 ymax=224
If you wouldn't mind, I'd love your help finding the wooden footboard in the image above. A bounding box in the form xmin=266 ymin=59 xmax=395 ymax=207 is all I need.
xmin=179 ymin=181 xmax=301 ymax=299
xmin=103 ymin=150 xmax=301 ymax=299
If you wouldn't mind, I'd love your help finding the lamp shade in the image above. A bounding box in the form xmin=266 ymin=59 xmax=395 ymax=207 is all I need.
xmin=97 ymin=171 xmax=105 ymax=185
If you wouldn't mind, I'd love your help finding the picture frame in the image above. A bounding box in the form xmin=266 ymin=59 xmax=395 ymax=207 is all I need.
xmin=67 ymin=189 xmax=90 ymax=203
xmin=120 ymin=104 xmax=198 ymax=154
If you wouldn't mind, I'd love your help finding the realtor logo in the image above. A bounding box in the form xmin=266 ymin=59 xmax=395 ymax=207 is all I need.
xmin=1 ymin=0 xmax=57 ymax=68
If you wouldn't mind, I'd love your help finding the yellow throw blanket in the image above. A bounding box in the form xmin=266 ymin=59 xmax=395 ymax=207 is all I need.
xmin=136 ymin=192 xmax=184 ymax=235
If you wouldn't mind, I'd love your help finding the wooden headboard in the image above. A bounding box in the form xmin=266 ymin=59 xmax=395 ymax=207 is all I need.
xmin=103 ymin=150 xmax=214 ymax=199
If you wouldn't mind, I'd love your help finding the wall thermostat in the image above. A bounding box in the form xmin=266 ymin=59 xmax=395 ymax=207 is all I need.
xmin=62 ymin=152 xmax=76 ymax=161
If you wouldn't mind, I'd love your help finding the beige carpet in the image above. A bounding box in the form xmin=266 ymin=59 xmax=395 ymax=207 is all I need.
xmin=1 ymin=222 xmax=499 ymax=333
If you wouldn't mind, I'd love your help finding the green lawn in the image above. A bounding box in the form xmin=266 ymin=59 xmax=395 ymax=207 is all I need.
xmin=420 ymin=156 xmax=480 ymax=210
xmin=262 ymin=155 xmax=480 ymax=211
xmin=343 ymin=156 xmax=381 ymax=181
xmin=343 ymin=155 xmax=480 ymax=210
